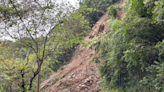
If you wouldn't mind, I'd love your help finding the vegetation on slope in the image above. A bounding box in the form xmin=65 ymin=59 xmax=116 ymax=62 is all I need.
xmin=90 ymin=0 xmax=164 ymax=91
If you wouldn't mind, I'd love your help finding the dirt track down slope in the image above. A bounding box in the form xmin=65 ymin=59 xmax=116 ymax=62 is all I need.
xmin=40 ymin=2 xmax=125 ymax=92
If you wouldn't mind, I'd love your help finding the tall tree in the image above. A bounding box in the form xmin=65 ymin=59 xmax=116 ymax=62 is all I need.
xmin=0 ymin=0 xmax=89 ymax=91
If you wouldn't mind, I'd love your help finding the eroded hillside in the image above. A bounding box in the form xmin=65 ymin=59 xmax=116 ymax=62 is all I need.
xmin=40 ymin=2 xmax=124 ymax=92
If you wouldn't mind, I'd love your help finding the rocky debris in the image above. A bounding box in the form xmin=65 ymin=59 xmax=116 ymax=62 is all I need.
xmin=45 ymin=62 xmax=101 ymax=92
xmin=95 ymin=22 xmax=105 ymax=36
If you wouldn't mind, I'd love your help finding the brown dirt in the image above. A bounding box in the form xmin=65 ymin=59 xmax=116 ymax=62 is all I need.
xmin=40 ymin=2 xmax=125 ymax=92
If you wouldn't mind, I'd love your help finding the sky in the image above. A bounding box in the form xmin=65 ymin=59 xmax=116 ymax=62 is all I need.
xmin=67 ymin=0 xmax=80 ymax=7
xmin=0 ymin=0 xmax=80 ymax=41
xmin=0 ymin=0 xmax=80 ymax=8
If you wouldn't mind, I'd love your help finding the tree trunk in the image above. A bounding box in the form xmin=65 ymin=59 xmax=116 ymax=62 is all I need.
xmin=21 ymin=69 xmax=25 ymax=92
xmin=29 ymin=59 xmax=43 ymax=91
xmin=36 ymin=59 xmax=42 ymax=92
xmin=36 ymin=73 xmax=40 ymax=92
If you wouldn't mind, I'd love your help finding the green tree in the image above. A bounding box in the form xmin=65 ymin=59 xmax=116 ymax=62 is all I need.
xmin=0 ymin=41 xmax=33 ymax=91
xmin=47 ymin=10 xmax=90 ymax=71
xmin=0 ymin=0 xmax=90 ymax=91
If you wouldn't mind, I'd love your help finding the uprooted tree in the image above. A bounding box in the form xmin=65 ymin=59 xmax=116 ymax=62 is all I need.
xmin=0 ymin=0 xmax=90 ymax=91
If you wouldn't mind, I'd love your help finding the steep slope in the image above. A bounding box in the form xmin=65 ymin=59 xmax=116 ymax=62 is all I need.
xmin=40 ymin=2 xmax=124 ymax=92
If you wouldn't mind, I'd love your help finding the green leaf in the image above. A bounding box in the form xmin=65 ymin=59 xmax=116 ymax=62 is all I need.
xmin=56 ymin=60 xmax=58 ymax=63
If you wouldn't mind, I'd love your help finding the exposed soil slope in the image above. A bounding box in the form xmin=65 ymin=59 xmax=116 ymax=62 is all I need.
xmin=40 ymin=2 xmax=125 ymax=92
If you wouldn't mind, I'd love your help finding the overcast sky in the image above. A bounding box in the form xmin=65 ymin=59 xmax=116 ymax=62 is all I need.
xmin=68 ymin=0 xmax=79 ymax=7
xmin=0 ymin=0 xmax=80 ymax=8
xmin=0 ymin=0 xmax=80 ymax=41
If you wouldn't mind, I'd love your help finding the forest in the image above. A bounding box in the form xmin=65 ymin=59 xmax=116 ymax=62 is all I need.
xmin=0 ymin=0 xmax=164 ymax=92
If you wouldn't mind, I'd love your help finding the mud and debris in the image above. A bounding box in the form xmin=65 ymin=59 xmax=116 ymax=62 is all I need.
xmin=40 ymin=2 xmax=125 ymax=92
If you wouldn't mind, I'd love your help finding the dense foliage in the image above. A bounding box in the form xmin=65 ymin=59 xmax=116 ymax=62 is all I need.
xmin=2 ymin=0 xmax=164 ymax=92
xmin=90 ymin=0 xmax=164 ymax=91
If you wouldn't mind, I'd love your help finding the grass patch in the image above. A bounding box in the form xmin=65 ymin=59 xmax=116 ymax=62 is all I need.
xmin=60 ymin=85 xmax=69 ymax=90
